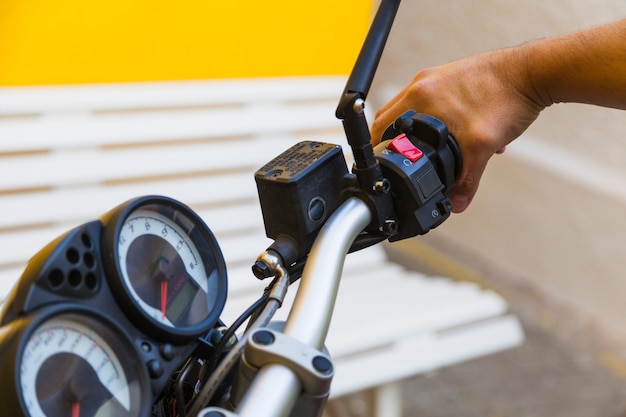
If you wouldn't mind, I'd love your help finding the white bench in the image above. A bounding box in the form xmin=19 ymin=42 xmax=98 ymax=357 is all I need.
xmin=0 ymin=77 xmax=523 ymax=417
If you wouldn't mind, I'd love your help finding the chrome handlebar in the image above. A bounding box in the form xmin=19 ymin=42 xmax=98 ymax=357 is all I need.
xmin=199 ymin=197 xmax=372 ymax=417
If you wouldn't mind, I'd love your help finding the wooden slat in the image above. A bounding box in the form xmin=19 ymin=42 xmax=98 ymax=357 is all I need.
xmin=226 ymin=245 xmax=391 ymax=296
xmin=0 ymin=77 xmax=346 ymax=115
xmin=0 ymin=102 xmax=342 ymax=152
xmin=0 ymin=174 xmax=258 ymax=230
xmin=329 ymin=314 xmax=524 ymax=398
xmin=0 ymin=200 xmax=266 ymax=268
xmin=0 ymin=134 xmax=352 ymax=228
xmin=221 ymin=264 xmax=507 ymax=350
xmin=0 ymin=131 xmax=347 ymax=192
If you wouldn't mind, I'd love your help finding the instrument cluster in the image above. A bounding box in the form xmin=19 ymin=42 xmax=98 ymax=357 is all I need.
xmin=0 ymin=196 xmax=229 ymax=417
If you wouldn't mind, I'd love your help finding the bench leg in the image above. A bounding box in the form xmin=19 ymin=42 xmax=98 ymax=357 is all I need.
xmin=374 ymin=381 xmax=403 ymax=417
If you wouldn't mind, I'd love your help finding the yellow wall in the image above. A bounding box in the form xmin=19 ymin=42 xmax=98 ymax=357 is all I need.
xmin=0 ymin=1 xmax=372 ymax=86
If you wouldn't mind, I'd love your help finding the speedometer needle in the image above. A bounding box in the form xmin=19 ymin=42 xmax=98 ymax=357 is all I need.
xmin=161 ymin=279 xmax=168 ymax=321
xmin=72 ymin=402 xmax=80 ymax=417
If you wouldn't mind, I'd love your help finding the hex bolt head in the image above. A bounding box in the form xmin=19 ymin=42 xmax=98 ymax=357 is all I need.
xmin=374 ymin=178 xmax=391 ymax=194
xmin=312 ymin=355 xmax=333 ymax=374
xmin=252 ymin=260 xmax=273 ymax=279
xmin=252 ymin=330 xmax=275 ymax=346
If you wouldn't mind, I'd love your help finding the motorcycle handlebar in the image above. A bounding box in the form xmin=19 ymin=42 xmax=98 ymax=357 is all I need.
xmin=199 ymin=197 xmax=372 ymax=417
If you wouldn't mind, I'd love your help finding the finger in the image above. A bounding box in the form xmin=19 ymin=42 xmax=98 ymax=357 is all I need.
xmin=449 ymin=173 xmax=480 ymax=213
xmin=370 ymin=81 xmax=418 ymax=144
xmin=375 ymin=82 xmax=411 ymax=116
xmin=371 ymin=107 xmax=397 ymax=145
xmin=449 ymin=151 xmax=490 ymax=213
xmin=370 ymin=94 xmax=412 ymax=145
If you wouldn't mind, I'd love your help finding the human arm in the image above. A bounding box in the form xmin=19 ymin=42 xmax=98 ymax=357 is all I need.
xmin=370 ymin=18 xmax=626 ymax=213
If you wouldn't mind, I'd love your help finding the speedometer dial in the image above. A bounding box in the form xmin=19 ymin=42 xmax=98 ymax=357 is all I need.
xmin=16 ymin=312 xmax=148 ymax=417
xmin=102 ymin=196 xmax=228 ymax=341
xmin=118 ymin=209 xmax=210 ymax=328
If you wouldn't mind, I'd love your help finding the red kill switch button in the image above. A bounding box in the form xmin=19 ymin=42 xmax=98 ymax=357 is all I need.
xmin=387 ymin=134 xmax=423 ymax=162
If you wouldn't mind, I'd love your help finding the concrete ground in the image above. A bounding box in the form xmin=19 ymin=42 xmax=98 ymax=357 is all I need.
xmin=325 ymin=236 xmax=626 ymax=417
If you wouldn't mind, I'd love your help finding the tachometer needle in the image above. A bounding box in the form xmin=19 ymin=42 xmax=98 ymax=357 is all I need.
xmin=72 ymin=402 xmax=80 ymax=417
xmin=161 ymin=279 xmax=168 ymax=320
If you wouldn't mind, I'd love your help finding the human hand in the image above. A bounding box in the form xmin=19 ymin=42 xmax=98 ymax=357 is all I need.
xmin=370 ymin=49 xmax=544 ymax=212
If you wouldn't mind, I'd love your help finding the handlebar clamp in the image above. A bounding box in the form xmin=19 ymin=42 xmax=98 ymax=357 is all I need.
xmin=240 ymin=328 xmax=334 ymax=397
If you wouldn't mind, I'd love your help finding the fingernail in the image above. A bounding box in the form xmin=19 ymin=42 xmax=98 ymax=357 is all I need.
xmin=450 ymin=195 xmax=469 ymax=213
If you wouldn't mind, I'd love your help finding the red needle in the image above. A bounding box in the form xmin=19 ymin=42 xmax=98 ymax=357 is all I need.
xmin=161 ymin=279 xmax=167 ymax=320
xmin=72 ymin=402 xmax=80 ymax=417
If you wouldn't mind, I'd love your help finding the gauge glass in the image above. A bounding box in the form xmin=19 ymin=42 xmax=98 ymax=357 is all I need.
xmin=117 ymin=207 xmax=220 ymax=330
xmin=20 ymin=317 xmax=133 ymax=417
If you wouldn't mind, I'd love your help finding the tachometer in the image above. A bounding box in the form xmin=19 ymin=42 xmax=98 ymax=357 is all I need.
xmin=102 ymin=196 xmax=228 ymax=341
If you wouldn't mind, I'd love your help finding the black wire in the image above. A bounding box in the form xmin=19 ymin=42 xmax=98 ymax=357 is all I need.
xmin=206 ymin=257 xmax=307 ymax=371
xmin=349 ymin=233 xmax=387 ymax=253
xmin=205 ymin=292 xmax=270 ymax=374
xmin=191 ymin=262 xmax=305 ymax=409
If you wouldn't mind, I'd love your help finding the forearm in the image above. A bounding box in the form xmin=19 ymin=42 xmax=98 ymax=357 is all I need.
xmin=514 ymin=18 xmax=626 ymax=109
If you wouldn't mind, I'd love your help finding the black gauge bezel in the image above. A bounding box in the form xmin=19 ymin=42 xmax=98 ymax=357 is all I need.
xmin=101 ymin=195 xmax=228 ymax=342
xmin=10 ymin=305 xmax=151 ymax=417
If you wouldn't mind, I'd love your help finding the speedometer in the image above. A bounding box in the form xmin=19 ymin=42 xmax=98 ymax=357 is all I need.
xmin=0 ymin=308 xmax=151 ymax=417
xmin=21 ymin=318 xmax=132 ymax=417
xmin=102 ymin=196 xmax=228 ymax=341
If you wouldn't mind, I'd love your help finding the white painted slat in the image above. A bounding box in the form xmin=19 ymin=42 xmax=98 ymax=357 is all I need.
xmin=0 ymin=103 xmax=342 ymax=152
xmin=0 ymin=234 xmax=273 ymax=303
xmin=0 ymin=226 xmax=71 ymax=268
xmin=0 ymin=77 xmax=346 ymax=115
xmin=0 ymin=202 xmax=265 ymax=268
xmin=0 ymin=174 xmax=258 ymax=230
xmin=221 ymin=264 xmax=508 ymax=356
xmin=225 ymin=245 xmax=392 ymax=296
xmin=0 ymin=132 xmax=347 ymax=192
xmin=328 ymin=275 xmax=507 ymax=356
xmin=0 ymin=135 xmax=352 ymax=229
xmin=220 ymin=258 xmax=521 ymax=399
xmin=218 ymin=233 xmax=273 ymax=267
xmin=329 ymin=315 xmax=524 ymax=398
xmin=242 ymin=215 xmax=391 ymax=272
xmin=0 ymin=138 xmax=282 ymax=191
xmin=329 ymin=285 xmax=510 ymax=358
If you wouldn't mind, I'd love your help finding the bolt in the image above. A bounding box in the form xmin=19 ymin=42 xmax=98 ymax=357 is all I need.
xmin=209 ymin=327 xmax=237 ymax=349
xmin=353 ymin=98 xmax=365 ymax=114
xmin=252 ymin=330 xmax=275 ymax=346
xmin=374 ymin=178 xmax=390 ymax=194
xmin=210 ymin=326 xmax=229 ymax=345
xmin=384 ymin=219 xmax=398 ymax=235
xmin=312 ymin=356 xmax=333 ymax=375
xmin=252 ymin=260 xmax=273 ymax=280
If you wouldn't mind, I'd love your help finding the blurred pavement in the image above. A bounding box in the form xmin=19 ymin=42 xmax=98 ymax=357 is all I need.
xmin=324 ymin=236 xmax=626 ymax=417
